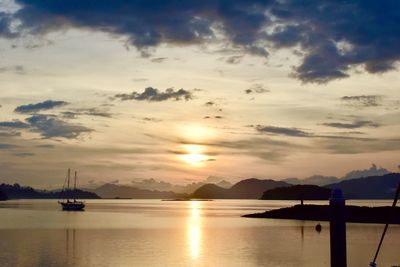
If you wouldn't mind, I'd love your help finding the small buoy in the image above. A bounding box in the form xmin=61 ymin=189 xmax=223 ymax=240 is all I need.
xmin=315 ymin=223 xmax=322 ymax=232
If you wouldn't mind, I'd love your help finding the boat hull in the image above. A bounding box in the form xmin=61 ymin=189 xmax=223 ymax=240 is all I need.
xmin=59 ymin=201 xmax=85 ymax=211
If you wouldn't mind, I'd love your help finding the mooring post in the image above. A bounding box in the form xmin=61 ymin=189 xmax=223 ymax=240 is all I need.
xmin=330 ymin=188 xmax=347 ymax=267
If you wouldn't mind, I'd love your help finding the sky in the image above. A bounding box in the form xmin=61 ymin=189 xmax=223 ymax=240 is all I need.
xmin=0 ymin=0 xmax=400 ymax=188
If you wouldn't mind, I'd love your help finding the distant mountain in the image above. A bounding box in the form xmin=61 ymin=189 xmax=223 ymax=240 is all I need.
xmin=192 ymin=178 xmax=290 ymax=199
xmin=0 ymin=190 xmax=7 ymax=201
xmin=283 ymin=164 xmax=391 ymax=186
xmin=283 ymin=175 xmax=339 ymax=186
xmin=261 ymin=185 xmax=332 ymax=200
xmin=0 ymin=183 xmax=100 ymax=199
xmin=216 ymin=180 xmax=232 ymax=188
xmin=93 ymin=183 xmax=186 ymax=199
xmin=341 ymin=164 xmax=390 ymax=181
xmin=326 ymin=173 xmax=400 ymax=199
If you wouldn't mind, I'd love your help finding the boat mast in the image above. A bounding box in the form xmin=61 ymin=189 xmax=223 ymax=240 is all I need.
xmin=67 ymin=168 xmax=71 ymax=201
xmin=74 ymin=171 xmax=77 ymax=201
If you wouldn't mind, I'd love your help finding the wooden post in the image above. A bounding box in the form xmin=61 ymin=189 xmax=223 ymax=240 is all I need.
xmin=330 ymin=188 xmax=347 ymax=267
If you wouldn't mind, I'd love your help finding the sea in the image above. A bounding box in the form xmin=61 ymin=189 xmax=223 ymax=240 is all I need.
xmin=0 ymin=199 xmax=399 ymax=267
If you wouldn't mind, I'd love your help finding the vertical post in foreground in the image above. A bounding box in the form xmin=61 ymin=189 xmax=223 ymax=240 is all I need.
xmin=330 ymin=188 xmax=347 ymax=267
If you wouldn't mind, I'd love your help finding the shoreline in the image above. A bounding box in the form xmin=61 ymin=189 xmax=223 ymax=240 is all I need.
xmin=242 ymin=204 xmax=400 ymax=224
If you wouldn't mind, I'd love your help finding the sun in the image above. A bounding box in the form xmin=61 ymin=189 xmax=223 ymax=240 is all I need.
xmin=180 ymin=144 xmax=209 ymax=166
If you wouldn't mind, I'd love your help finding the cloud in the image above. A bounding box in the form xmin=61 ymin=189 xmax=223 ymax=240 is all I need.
xmin=245 ymin=84 xmax=269 ymax=94
xmin=13 ymin=152 xmax=35 ymax=157
xmin=341 ymin=164 xmax=390 ymax=180
xmin=151 ymin=57 xmax=167 ymax=63
xmin=0 ymin=65 xmax=26 ymax=74
xmin=25 ymin=114 xmax=92 ymax=139
xmin=205 ymin=101 xmax=215 ymax=106
xmin=15 ymin=100 xmax=68 ymax=114
xmin=114 ymin=87 xmax=192 ymax=102
xmin=61 ymin=108 xmax=113 ymax=119
xmin=0 ymin=120 xmax=30 ymax=128
xmin=255 ymin=125 xmax=312 ymax=137
xmin=203 ymin=115 xmax=223 ymax=119
xmin=0 ymin=143 xmax=17 ymax=149
xmin=314 ymin=137 xmax=400 ymax=154
xmin=225 ymin=55 xmax=243 ymax=64
xmin=0 ymin=129 xmax=21 ymax=137
xmin=341 ymin=95 xmax=383 ymax=107
xmin=142 ymin=117 xmax=162 ymax=122
xmin=132 ymin=78 xmax=149 ymax=82
xmin=1 ymin=1 xmax=398 ymax=83
xmin=322 ymin=120 xmax=380 ymax=129
xmin=0 ymin=12 xmax=18 ymax=38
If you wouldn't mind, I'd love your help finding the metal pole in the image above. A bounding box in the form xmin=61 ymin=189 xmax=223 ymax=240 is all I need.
xmin=330 ymin=188 xmax=347 ymax=267
xmin=370 ymin=181 xmax=400 ymax=267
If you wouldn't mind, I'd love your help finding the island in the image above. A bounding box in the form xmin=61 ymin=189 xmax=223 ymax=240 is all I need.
xmin=261 ymin=185 xmax=331 ymax=200
xmin=243 ymin=204 xmax=400 ymax=224
xmin=0 ymin=190 xmax=8 ymax=201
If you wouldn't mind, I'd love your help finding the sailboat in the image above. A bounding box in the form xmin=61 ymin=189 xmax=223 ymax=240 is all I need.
xmin=58 ymin=168 xmax=85 ymax=211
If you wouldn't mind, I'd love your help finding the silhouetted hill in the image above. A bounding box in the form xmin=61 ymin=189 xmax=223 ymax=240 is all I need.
xmin=192 ymin=178 xmax=290 ymax=199
xmin=326 ymin=173 xmax=400 ymax=199
xmin=93 ymin=183 xmax=186 ymax=199
xmin=0 ymin=183 xmax=100 ymax=199
xmin=230 ymin=178 xmax=289 ymax=198
xmin=261 ymin=185 xmax=332 ymax=200
xmin=0 ymin=190 xmax=7 ymax=201
xmin=191 ymin=184 xmax=231 ymax=198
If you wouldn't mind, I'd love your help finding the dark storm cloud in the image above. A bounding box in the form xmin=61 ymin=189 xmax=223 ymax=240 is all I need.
xmin=341 ymin=95 xmax=383 ymax=107
xmin=15 ymin=100 xmax=68 ymax=113
xmin=255 ymin=125 xmax=312 ymax=137
xmin=322 ymin=120 xmax=380 ymax=129
xmin=25 ymin=114 xmax=92 ymax=139
xmin=1 ymin=0 xmax=398 ymax=83
xmin=114 ymin=87 xmax=192 ymax=102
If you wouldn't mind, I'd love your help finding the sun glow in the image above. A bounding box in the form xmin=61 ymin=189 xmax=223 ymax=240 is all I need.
xmin=180 ymin=144 xmax=209 ymax=166
xmin=180 ymin=125 xmax=215 ymax=141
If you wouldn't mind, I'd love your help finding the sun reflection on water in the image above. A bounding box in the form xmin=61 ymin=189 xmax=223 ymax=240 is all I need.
xmin=187 ymin=201 xmax=202 ymax=260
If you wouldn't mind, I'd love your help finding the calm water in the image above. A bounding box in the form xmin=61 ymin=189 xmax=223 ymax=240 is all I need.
xmin=0 ymin=199 xmax=399 ymax=267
